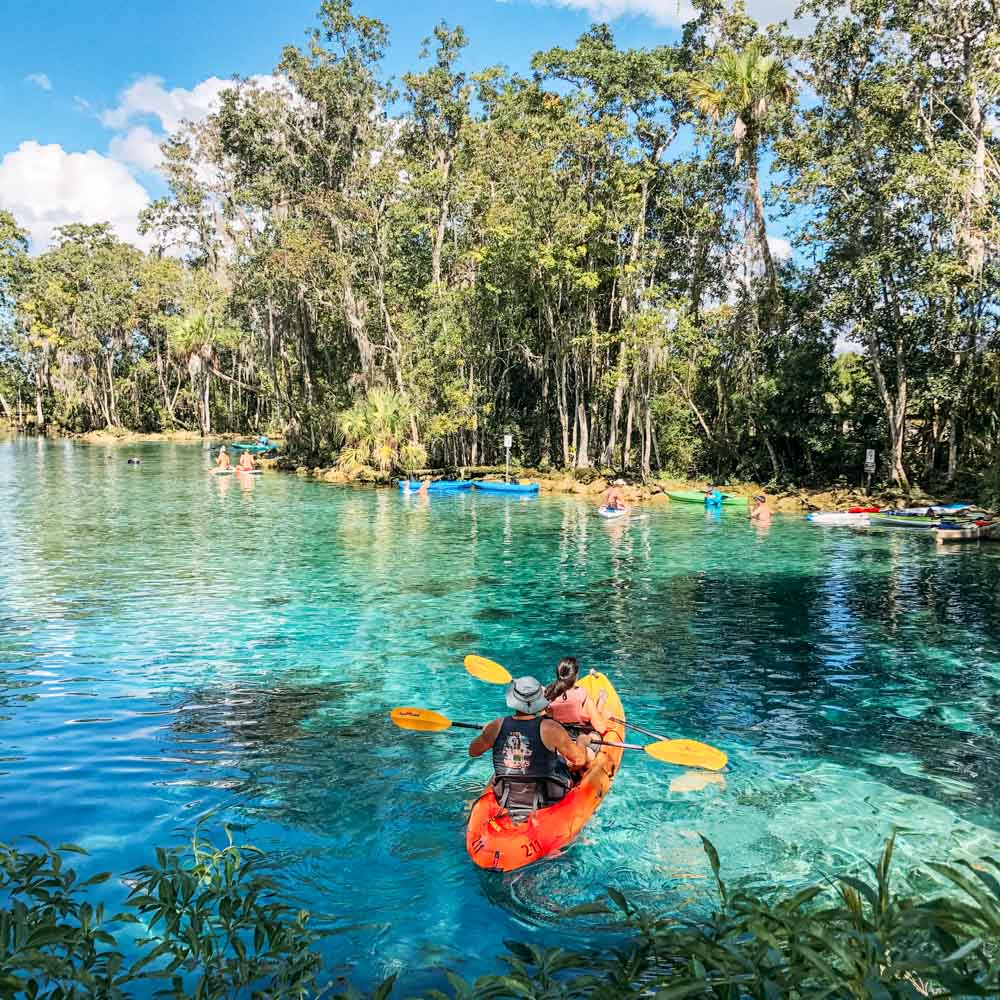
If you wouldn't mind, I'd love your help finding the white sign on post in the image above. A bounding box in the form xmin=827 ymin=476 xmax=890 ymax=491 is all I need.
xmin=503 ymin=434 xmax=513 ymax=483
xmin=864 ymin=449 xmax=876 ymax=473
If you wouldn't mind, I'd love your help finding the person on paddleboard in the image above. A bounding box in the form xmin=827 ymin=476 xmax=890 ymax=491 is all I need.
xmin=602 ymin=479 xmax=628 ymax=512
xmin=544 ymin=657 xmax=612 ymax=735
xmin=237 ymin=451 xmax=256 ymax=473
xmin=750 ymin=493 xmax=772 ymax=523
xmin=215 ymin=446 xmax=231 ymax=470
xmin=468 ymin=676 xmax=590 ymax=820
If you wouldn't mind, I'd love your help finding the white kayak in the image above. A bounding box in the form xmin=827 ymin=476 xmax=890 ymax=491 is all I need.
xmin=806 ymin=512 xmax=871 ymax=525
xmin=599 ymin=506 xmax=628 ymax=519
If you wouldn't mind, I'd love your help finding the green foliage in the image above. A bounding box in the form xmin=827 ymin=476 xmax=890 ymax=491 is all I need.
xmin=0 ymin=0 xmax=997 ymax=493
xmin=0 ymin=829 xmax=320 ymax=999
xmin=338 ymin=388 xmax=427 ymax=475
xmin=1 ymin=832 xmax=999 ymax=998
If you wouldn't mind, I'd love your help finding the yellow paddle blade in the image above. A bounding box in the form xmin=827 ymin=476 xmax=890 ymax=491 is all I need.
xmin=645 ymin=739 xmax=728 ymax=771
xmin=464 ymin=654 xmax=512 ymax=685
xmin=390 ymin=707 xmax=452 ymax=732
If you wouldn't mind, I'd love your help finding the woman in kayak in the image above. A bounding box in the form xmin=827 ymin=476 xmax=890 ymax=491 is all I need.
xmin=237 ymin=451 xmax=256 ymax=473
xmin=544 ymin=657 xmax=612 ymax=735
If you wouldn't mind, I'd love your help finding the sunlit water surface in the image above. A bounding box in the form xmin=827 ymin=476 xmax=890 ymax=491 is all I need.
xmin=1 ymin=438 xmax=999 ymax=986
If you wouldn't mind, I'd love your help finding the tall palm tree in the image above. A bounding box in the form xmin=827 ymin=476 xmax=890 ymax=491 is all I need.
xmin=167 ymin=309 xmax=240 ymax=436
xmin=337 ymin=388 xmax=426 ymax=476
xmin=688 ymin=39 xmax=794 ymax=298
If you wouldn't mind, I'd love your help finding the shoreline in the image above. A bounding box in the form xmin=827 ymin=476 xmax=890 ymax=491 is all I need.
xmin=3 ymin=427 xmax=983 ymax=512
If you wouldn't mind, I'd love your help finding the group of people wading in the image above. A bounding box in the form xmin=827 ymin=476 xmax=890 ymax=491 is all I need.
xmin=468 ymin=658 xmax=611 ymax=820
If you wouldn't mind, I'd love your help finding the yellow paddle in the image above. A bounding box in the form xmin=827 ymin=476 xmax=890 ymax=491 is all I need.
xmin=390 ymin=707 xmax=726 ymax=768
xmin=462 ymin=654 xmax=729 ymax=771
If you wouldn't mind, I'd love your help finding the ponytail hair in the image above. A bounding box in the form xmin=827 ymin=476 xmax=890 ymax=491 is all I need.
xmin=544 ymin=656 xmax=580 ymax=702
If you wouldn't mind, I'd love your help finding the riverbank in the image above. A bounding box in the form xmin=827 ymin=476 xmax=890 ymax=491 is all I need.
xmin=281 ymin=460 xmax=981 ymax=513
xmin=5 ymin=426 xmax=984 ymax=511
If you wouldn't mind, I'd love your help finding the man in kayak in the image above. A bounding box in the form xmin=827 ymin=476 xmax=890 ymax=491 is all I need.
xmin=468 ymin=676 xmax=591 ymax=819
xmin=750 ymin=493 xmax=772 ymax=523
xmin=602 ymin=479 xmax=628 ymax=511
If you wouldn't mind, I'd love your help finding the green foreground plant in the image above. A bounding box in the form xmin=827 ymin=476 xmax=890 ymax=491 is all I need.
xmin=2 ymin=831 xmax=998 ymax=998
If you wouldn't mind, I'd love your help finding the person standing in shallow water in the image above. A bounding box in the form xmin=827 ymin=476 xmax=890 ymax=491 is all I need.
xmin=750 ymin=493 xmax=772 ymax=524
xmin=468 ymin=676 xmax=590 ymax=819
xmin=545 ymin=657 xmax=612 ymax=735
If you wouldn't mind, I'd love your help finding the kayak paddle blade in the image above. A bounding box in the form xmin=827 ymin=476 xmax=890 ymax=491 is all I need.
xmin=390 ymin=707 xmax=452 ymax=732
xmin=645 ymin=739 xmax=728 ymax=771
xmin=464 ymin=654 xmax=512 ymax=685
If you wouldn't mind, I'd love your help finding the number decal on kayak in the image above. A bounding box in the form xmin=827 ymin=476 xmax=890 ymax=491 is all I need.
xmin=522 ymin=840 xmax=542 ymax=859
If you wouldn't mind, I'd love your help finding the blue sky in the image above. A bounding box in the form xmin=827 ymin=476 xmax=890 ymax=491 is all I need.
xmin=1 ymin=0 xmax=798 ymax=251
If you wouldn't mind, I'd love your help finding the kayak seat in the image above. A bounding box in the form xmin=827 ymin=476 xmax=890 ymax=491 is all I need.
xmin=493 ymin=776 xmax=571 ymax=823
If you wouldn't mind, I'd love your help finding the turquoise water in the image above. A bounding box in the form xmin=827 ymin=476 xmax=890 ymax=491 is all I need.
xmin=2 ymin=438 xmax=999 ymax=985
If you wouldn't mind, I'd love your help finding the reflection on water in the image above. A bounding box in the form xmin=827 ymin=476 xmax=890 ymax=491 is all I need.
xmin=0 ymin=437 xmax=998 ymax=985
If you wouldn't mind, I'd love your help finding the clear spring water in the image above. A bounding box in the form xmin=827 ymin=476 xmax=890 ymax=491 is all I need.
xmin=1 ymin=438 xmax=999 ymax=986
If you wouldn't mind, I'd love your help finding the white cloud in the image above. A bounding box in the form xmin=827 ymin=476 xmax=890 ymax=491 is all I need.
xmin=0 ymin=141 xmax=151 ymax=250
xmin=100 ymin=73 xmax=280 ymax=133
xmin=100 ymin=75 xmax=235 ymax=132
xmin=108 ymin=125 xmax=165 ymax=173
xmin=527 ymin=0 xmax=799 ymax=26
xmin=768 ymin=235 xmax=792 ymax=261
xmin=25 ymin=73 xmax=52 ymax=92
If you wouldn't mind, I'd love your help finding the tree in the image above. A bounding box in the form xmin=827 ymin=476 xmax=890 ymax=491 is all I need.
xmin=337 ymin=388 xmax=426 ymax=475
xmin=687 ymin=36 xmax=793 ymax=304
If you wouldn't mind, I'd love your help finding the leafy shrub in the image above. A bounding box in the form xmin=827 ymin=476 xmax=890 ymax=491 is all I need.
xmin=1 ymin=832 xmax=998 ymax=998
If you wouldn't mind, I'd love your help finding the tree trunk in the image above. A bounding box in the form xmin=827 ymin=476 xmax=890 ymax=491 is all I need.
xmin=747 ymin=149 xmax=777 ymax=299
xmin=947 ymin=411 xmax=958 ymax=482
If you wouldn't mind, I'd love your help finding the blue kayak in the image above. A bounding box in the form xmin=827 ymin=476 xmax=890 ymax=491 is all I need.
xmin=473 ymin=481 xmax=540 ymax=495
xmin=398 ymin=480 xmax=475 ymax=492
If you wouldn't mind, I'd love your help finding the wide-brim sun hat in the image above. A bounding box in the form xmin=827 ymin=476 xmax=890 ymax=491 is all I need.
xmin=505 ymin=676 xmax=549 ymax=715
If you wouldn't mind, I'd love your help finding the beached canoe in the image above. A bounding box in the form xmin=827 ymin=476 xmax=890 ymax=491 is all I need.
xmin=666 ymin=490 xmax=748 ymax=507
xmin=465 ymin=671 xmax=624 ymax=872
xmin=806 ymin=512 xmax=872 ymax=525
xmin=473 ymin=481 xmax=540 ymax=495
xmin=397 ymin=480 xmax=475 ymax=492
xmin=869 ymin=512 xmax=942 ymax=529
xmin=935 ymin=520 xmax=996 ymax=544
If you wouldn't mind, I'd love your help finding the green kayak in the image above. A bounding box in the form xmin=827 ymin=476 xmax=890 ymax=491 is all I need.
xmin=666 ymin=490 xmax=748 ymax=507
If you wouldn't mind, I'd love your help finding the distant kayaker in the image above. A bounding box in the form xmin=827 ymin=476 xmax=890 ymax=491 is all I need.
xmin=215 ymin=446 xmax=231 ymax=470
xmin=750 ymin=493 xmax=772 ymax=523
xmin=468 ymin=676 xmax=590 ymax=819
xmin=257 ymin=434 xmax=269 ymax=447
xmin=602 ymin=479 xmax=628 ymax=511
xmin=237 ymin=451 xmax=255 ymax=473
xmin=544 ymin=657 xmax=612 ymax=735
xmin=704 ymin=485 xmax=723 ymax=507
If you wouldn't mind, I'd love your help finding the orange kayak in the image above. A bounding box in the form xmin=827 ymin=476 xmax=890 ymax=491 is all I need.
xmin=465 ymin=671 xmax=625 ymax=871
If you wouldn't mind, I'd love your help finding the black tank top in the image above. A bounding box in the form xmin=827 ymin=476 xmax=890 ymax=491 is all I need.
xmin=492 ymin=716 xmax=566 ymax=782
